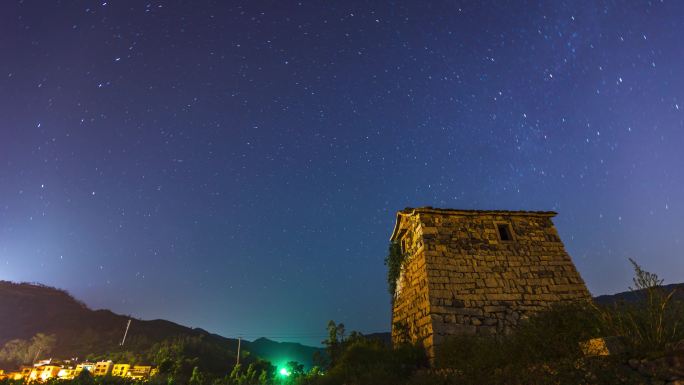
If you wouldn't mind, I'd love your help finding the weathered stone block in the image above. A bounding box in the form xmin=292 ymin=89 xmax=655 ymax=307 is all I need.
xmin=580 ymin=336 xmax=626 ymax=357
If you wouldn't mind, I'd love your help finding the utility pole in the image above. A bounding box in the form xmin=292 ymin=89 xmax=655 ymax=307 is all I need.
xmin=236 ymin=337 xmax=241 ymax=366
xmin=120 ymin=319 xmax=131 ymax=346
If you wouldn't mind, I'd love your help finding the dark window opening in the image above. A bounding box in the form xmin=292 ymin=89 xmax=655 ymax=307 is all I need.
xmin=497 ymin=224 xmax=512 ymax=241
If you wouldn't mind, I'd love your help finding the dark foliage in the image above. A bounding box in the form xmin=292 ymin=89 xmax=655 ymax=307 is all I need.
xmin=384 ymin=242 xmax=404 ymax=299
xmin=433 ymin=302 xmax=609 ymax=384
xmin=301 ymin=339 xmax=427 ymax=385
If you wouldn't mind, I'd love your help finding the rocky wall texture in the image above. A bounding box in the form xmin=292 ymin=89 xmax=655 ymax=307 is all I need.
xmin=391 ymin=213 xmax=434 ymax=350
xmin=390 ymin=208 xmax=591 ymax=357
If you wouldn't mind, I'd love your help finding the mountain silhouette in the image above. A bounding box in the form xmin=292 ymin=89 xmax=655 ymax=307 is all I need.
xmin=0 ymin=281 xmax=322 ymax=369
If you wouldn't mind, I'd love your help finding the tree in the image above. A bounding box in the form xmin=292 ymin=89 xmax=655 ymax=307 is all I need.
xmin=284 ymin=361 xmax=303 ymax=377
xmin=0 ymin=339 xmax=30 ymax=364
xmin=28 ymin=333 xmax=57 ymax=362
xmin=189 ymin=367 xmax=206 ymax=385
xmin=311 ymin=350 xmax=328 ymax=369
xmin=72 ymin=368 xmax=95 ymax=385
xmin=318 ymin=338 xmax=427 ymax=385
xmin=322 ymin=320 xmax=346 ymax=367
xmin=0 ymin=333 xmax=56 ymax=365
xmin=228 ymin=363 xmax=242 ymax=383
xmin=257 ymin=370 xmax=269 ymax=385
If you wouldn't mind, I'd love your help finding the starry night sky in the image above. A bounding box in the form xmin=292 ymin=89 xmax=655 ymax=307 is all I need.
xmin=1 ymin=1 xmax=683 ymax=346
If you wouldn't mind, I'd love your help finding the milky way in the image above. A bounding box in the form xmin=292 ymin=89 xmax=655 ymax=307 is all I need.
xmin=1 ymin=1 xmax=682 ymax=345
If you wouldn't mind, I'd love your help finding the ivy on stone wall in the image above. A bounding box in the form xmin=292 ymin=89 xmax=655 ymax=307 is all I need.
xmin=384 ymin=241 xmax=406 ymax=299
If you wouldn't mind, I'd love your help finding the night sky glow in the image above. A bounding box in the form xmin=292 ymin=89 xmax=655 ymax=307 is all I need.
xmin=1 ymin=1 xmax=683 ymax=346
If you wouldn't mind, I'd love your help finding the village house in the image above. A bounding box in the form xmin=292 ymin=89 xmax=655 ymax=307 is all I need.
xmin=0 ymin=359 xmax=157 ymax=383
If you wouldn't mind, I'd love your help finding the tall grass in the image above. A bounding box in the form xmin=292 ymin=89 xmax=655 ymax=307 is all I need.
xmin=594 ymin=258 xmax=682 ymax=354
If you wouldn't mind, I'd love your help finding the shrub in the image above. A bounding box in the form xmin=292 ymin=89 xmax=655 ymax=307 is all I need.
xmin=433 ymin=302 xmax=609 ymax=384
xmin=595 ymin=258 xmax=684 ymax=355
xmin=384 ymin=242 xmax=405 ymax=299
xmin=299 ymin=339 xmax=427 ymax=385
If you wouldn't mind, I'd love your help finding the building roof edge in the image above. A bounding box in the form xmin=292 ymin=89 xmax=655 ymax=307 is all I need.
xmin=389 ymin=207 xmax=557 ymax=241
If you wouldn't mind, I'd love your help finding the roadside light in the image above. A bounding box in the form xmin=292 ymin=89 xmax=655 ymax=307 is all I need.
xmin=279 ymin=368 xmax=291 ymax=377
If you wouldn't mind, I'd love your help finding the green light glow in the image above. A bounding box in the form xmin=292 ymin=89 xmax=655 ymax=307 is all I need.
xmin=279 ymin=368 xmax=291 ymax=377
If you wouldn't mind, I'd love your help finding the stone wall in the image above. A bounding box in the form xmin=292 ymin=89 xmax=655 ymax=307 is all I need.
xmin=390 ymin=213 xmax=433 ymax=349
xmin=390 ymin=208 xmax=591 ymax=357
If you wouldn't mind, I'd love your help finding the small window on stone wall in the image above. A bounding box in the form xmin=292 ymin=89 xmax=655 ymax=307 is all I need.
xmin=497 ymin=223 xmax=513 ymax=241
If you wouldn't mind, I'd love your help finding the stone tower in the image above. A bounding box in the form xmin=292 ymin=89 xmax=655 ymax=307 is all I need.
xmin=389 ymin=207 xmax=591 ymax=357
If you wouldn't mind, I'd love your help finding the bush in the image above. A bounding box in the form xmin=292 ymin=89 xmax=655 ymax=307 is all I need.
xmin=299 ymin=339 xmax=427 ymax=385
xmin=596 ymin=259 xmax=684 ymax=356
xmin=507 ymin=301 xmax=604 ymax=363
xmin=434 ymin=301 xmax=603 ymax=382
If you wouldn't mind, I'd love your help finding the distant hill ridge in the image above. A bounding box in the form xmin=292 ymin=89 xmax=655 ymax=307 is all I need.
xmin=0 ymin=281 xmax=321 ymax=369
xmin=593 ymin=283 xmax=684 ymax=305
xmin=3 ymin=281 xmax=681 ymax=370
